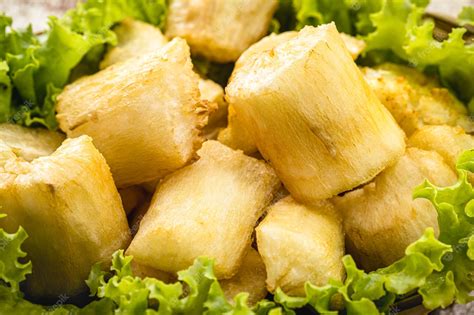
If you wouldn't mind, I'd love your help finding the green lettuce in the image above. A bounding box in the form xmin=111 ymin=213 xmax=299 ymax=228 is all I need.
xmin=271 ymin=0 xmax=353 ymax=34
xmin=0 ymin=0 xmax=168 ymax=130
xmin=362 ymin=0 xmax=474 ymax=105
xmin=86 ymin=250 xmax=273 ymax=314
xmin=458 ymin=6 xmax=474 ymax=25
xmin=0 ymin=61 xmax=12 ymax=121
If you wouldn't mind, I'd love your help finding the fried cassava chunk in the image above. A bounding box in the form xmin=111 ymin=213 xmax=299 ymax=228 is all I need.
xmin=226 ymin=24 xmax=405 ymax=202
xmin=408 ymin=125 xmax=474 ymax=170
xmin=256 ymin=197 xmax=344 ymax=296
xmin=0 ymin=136 xmax=131 ymax=298
xmin=126 ymin=141 xmax=280 ymax=278
xmin=98 ymin=18 xmax=226 ymax=142
xmin=56 ymin=38 xmax=214 ymax=187
xmin=361 ymin=63 xmax=473 ymax=135
xmin=0 ymin=123 xmax=64 ymax=161
xmin=333 ymin=148 xmax=457 ymax=271
xmin=165 ymin=0 xmax=278 ymax=62
xmin=199 ymin=78 xmax=228 ymax=139
xmin=100 ymin=18 xmax=168 ymax=69
xmin=220 ymin=248 xmax=267 ymax=305
xmin=340 ymin=33 xmax=366 ymax=59
xmin=219 ymin=31 xmax=365 ymax=154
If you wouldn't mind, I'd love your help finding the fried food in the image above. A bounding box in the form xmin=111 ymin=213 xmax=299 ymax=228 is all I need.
xmin=126 ymin=140 xmax=280 ymax=278
xmin=226 ymin=24 xmax=405 ymax=202
xmin=256 ymin=196 xmax=344 ymax=296
xmin=333 ymin=148 xmax=457 ymax=271
xmin=221 ymin=248 xmax=267 ymax=305
xmin=56 ymin=38 xmax=214 ymax=187
xmin=0 ymin=136 xmax=131 ymax=298
xmin=100 ymin=18 xmax=168 ymax=69
xmin=0 ymin=123 xmax=64 ymax=161
xmin=165 ymin=0 xmax=278 ymax=62
xmin=408 ymin=125 xmax=474 ymax=170
xmin=219 ymin=31 xmax=365 ymax=154
xmin=361 ymin=63 xmax=473 ymax=135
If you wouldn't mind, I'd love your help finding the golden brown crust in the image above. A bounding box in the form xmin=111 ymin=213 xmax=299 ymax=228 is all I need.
xmin=361 ymin=63 xmax=473 ymax=136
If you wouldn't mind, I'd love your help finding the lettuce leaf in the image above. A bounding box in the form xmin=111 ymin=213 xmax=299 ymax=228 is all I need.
xmin=85 ymin=250 xmax=268 ymax=315
xmin=458 ymin=6 xmax=474 ymax=26
xmin=363 ymin=0 xmax=474 ymax=104
xmin=0 ymin=61 xmax=12 ymax=121
xmin=0 ymin=214 xmax=31 ymax=295
xmin=0 ymin=0 xmax=168 ymax=130
xmin=271 ymin=0 xmax=353 ymax=34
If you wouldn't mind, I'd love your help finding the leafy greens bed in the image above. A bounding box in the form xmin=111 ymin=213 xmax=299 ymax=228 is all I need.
xmin=0 ymin=0 xmax=473 ymax=314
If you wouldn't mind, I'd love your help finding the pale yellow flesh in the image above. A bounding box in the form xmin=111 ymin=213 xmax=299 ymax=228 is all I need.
xmin=199 ymin=78 xmax=228 ymax=139
xmin=56 ymin=38 xmax=213 ymax=188
xmin=219 ymin=31 xmax=365 ymax=154
xmin=256 ymin=196 xmax=344 ymax=296
xmin=0 ymin=123 xmax=65 ymax=162
xmin=98 ymin=17 xmax=227 ymax=142
xmin=361 ymin=63 xmax=473 ymax=136
xmin=332 ymin=148 xmax=457 ymax=271
xmin=126 ymin=140 xmax=280 ymax=278
xmin=339 ymin=33 xmax=366 ymax=60
xmin=408 ymin=125 xmax=474 ymax=170
xmin=226 ymin=24 xmax=406 ymax=202
xmin=165 ymin=0 xmax=278 ymax=62
xmin=220 ymin=248 xmax=267 ymax=305
xmin=0 ymin=136 xmax=131 ymax=298
xmin=99 ymin=18 xmax=168 ymax=69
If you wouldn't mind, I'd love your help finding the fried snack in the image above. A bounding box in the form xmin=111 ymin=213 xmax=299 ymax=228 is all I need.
xmin=226 ymin=24 xmax=405 ymax=202
xmin=98 ymin=18 xmax=226 ymax=141
xmin=361 ymin=63 xmax=473 ymax=135
xmin=220 ymin=248 xmax=267 ymax=305
xmin=0 ymin=136 xmax=131 ymax=298
xmin=100 ymin=18 xmax=168 ymax=69
xmin=118 ymin=185 xmax=149 ymax=215
xmin=56 ymin=38 xmax=214 ymax=187
xmin=126 ymin=141 xmax=280 ymax=278
xmin=339 ymin=33 xmax=366 ymax=59
xmin=408 ymin=125 xmax=474 ymax=170
xmin=333 ymin=148 xmax=457 ymax=271
xmin=217 ymin=104 xmax=258 ymax=154
xmin=218 ymin=31 xmax=364 ymax=154
xmin=165 ymin=0 xmax=278 ymax=62
xmin=0 ymin=123 xmax=64 ymax=161
xmin=199 ymin=78 xmax=228 ymax=139
xmin=256 ymin=196 xmax=344 ymax=296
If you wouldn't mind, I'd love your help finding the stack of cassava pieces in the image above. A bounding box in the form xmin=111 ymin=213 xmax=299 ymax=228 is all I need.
xmin=0 ymin=1 xmax=472 ymax=314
